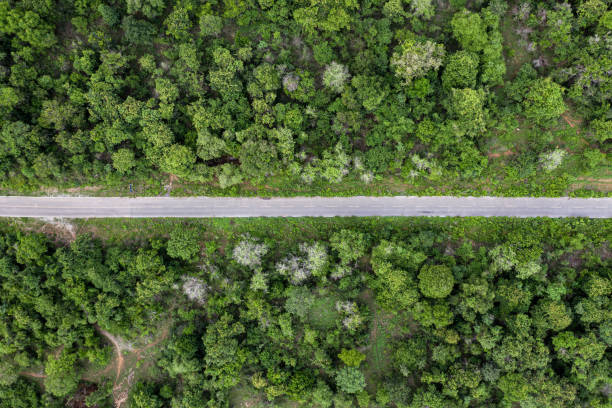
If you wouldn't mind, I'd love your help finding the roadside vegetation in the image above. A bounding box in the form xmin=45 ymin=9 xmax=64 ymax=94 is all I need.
xmin=0 ymin=0 xmax=610 ymax=196
xmin=0 ymin=216 xmax=610 ymax=407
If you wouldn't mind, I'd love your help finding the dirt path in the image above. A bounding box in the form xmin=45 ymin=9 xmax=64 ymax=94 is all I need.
xmin=95 ymin=325 xmax=128 ymax=384
xmin=487 ymin=150 xmax=515 ymax=158
xmin=164 ymin=174 xmax=178 ymax=197
xmin=94 ymin=324 xmax=170 ymax=408
xmin=134 ymin=326 xmax=169 ymax=359
xmin=20 ymin=371 xmax=46 ymax=378
xmin=94 ymin=325 xmax=132 ymax=408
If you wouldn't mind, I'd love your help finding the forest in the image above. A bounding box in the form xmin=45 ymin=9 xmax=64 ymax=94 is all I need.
xmin=0 ymin=217 xmax=610 ymax=407
xmin=0 ymin=0 xmax=610 ymax=195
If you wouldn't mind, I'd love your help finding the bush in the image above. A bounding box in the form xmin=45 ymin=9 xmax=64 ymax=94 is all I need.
xmin=523 ymin=78 xmax=566 ymax=125
xmin=335 ymin=367 xmax=366 ymax=394
xmin=167 ymin=227 xmax=200 ymax=261
xmin=418 ymin=264 xmax=454 ymax=298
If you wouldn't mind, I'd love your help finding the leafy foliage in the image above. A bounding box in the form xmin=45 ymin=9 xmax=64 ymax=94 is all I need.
xmin=0 ymin=217 xmax=610 ymax=406
xmin=0 ymin=0 xmax=605 ymax=195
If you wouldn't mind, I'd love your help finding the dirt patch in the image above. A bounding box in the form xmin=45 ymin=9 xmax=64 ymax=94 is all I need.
xmin=163 ymin=174 xmax=179 ymax=197
xmin=113 ymin=369 xmax=135 ymax=408
xmin=570 ymin=182 xmax=612 ymax=193
xmin=488 ymin=150 xmax=515 ymax=158
xmin=576 ymin=178 xmax=612 ymax=183
xmin=67 ymin=383 xmax=98 ymax=408
xmin=66 ymin=186 xmax=103 ymax=193
xmin=134 ymin=326 xmax=169 ymax=359
xmin=38 ymin=217 xmax=76 ymax=241
xmin=20 ymin=370 xmax=46 ymax=378
xmin=570 ymin=178 xmax=612 ymax=193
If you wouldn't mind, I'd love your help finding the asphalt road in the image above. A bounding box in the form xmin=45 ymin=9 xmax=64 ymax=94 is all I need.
xmin=0 ymin=196 xmax=610 ymax=218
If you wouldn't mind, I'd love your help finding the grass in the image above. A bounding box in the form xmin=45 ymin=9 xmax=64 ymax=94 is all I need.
xmin=229 ymin=382 xmax=301 ymax=408
xmin=360 ymin=290 xmax=413 ymax=394
xmin=501 ymin=8 xmax=532 ymax=81
xmin=308 ymin=295 xmax=341 ymax=330
xmin=4 ymin=217 xmax=611 ymax=253
xmin=2 ymin=167 xmax=609 ymax=198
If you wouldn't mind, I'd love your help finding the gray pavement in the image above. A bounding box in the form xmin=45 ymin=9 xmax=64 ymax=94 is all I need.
xmin=0 ymin=196 xmax=610 ymax=218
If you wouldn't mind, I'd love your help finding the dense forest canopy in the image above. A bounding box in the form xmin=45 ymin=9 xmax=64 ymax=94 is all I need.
xmin=0 ymin=217 xmax=610 ymax=407
xmin=0 ymin=0 xmax=610 ymax=194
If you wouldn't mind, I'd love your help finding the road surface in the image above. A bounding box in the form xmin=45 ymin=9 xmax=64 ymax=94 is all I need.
xmin=0 ymin=196 xmax=610 ymax=218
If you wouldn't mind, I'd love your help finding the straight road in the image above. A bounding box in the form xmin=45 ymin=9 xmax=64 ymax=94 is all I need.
xmin=0 ymin=196 xmax=610 ymax=218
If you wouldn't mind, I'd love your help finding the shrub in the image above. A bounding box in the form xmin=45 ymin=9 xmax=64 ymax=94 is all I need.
xmin=418 ymin=264 xmax=454 ymax=298
xmin=335 ymin=367 xmax=366 ymax=394
xmin=167 ymin=227 xmax=200 ymax=261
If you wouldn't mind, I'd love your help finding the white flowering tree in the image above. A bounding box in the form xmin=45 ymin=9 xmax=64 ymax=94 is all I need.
xmin=276 ymin=242 xmax=329 ymax=284
xmin=539 ymin=149 xmax=566 ymax=172
xmin=391 ymin=39 xmax=444 ymax=85
xmin=232 ymin=235 xmax=269 ymax=269
xmin=323 ymin=62 xmax=350 ymax=93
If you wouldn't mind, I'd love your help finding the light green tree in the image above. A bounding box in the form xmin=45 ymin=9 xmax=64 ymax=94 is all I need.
xmin=523 ymin=78 xmax=566 ymax=125
xmin=448 ymin=88 xmax=487 ymax=135
xmin=112 ymin=148 xmax=136 ymax=174
xmin=442 ymin=51 xmax=479 ymax=89
xmin=44 ymin=351 xmax=80 ymax=397
xmin=335 ymin=367 xmax=366 ymax=394
xmin=167 ymin=227 xmax=200 ymax=261
xmin=418 ymin=264 xmax=454 ymax=298
xmin=451 ymin=9 xmax=487 ymax=52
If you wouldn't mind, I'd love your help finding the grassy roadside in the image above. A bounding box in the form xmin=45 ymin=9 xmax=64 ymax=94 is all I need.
xmin=3 ymin=216 xmax=610 ymax=250
xmin=1 ymin=165 xmax=609 ymax=198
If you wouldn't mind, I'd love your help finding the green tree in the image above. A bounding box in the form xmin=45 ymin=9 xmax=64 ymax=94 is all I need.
xmin=98 ymin=4 xmax=119 ymax=26
xmin=167 ymin=227 xmax=200 ymax=261
xmin=44 ymin=350 xmax=80 ymax=397
xmin=497 ymin=373 xmax=531 ymax=406
xmin=451 ymin=9 xmax=487 ymax=52
xmin=330 ymin=229 xmax=367 ymax=264
xmin=155 ymin=78 xmax=180 ymax=104
xmin=410 ymin=0 xmax=434 ymax=20
xmin=310 ymin=381 xmax=333 ymax=408
xmin=121 ymin=16 xmax=157 ymax=45
xmin=0 ymin=86 xmax=21 ymax=113
xmin=15 ymin=232 xmax=47 ymax=266
xmin=523 ymin=78 xmax=566 ymax=125
xmin=202 ymin=314 xmax=247 ymax=390
xmin=448 ymin=87 xmax=487 ymax=135
xmin=418 ymin=265 xmax=454 ymax=298
xmin=335 ymin=367 xmax=366 ymax=394
xmin=112 ymin=148 xmax=136 ymax=174
xmin=534 ymin=299 xmax=572 ymax=332
xmin=129 ymin=382 xmax=164 ymax=408
xmin=199 ymin=14 xmax=223 ymax=36
xmin=442 ymin=51 xmax=479 ymax=89
xmin=159 ymin=144 xmax=196 ymax=179
xmin=126 ymin=0 xmax=165 ymax=18
xmin=165 ymin=7 xmax=191 ymax=40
